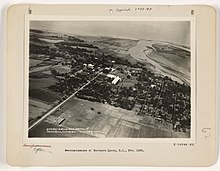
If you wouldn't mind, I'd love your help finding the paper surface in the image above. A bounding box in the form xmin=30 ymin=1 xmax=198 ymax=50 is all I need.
xmin=6 ymin=4 xmax=217 ymax=166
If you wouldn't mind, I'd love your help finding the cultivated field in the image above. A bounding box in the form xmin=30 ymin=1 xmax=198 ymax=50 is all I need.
xmin=29 ymin=72 xmax=61 ymax=102
xmin=29 ymin=97 xmax=178 ymax=138
xmin=28 ymin=29 xmax=191 ymax=138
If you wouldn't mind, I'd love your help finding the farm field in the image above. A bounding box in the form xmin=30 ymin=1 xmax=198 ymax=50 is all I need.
xmin=29 ymin=99 xmax=52 ymax=119
xmin=28 ymin=28 xmax=191 ymax=139
xmin=29 ymin=76 xmax=60 ymax=103
xmin=29 ymin=97 xmax=177 ymax=138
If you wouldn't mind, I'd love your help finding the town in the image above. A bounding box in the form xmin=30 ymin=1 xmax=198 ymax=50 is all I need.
xmin=29 ymin=29 xmax=191 ymax=137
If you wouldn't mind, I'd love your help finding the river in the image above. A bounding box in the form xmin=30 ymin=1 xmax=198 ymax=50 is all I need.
xmin=128 ymin=40 xmax=190 ymax=85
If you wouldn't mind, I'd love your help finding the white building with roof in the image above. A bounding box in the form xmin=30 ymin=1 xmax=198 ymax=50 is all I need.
xmin=112 ymin=76 xmax=121 ymax=85
xmin=107 ymin=74 xmax=117 ymax=79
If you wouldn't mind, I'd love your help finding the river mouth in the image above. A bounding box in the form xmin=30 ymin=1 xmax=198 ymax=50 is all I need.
xmin=128 ymin=40 xmax=190 ymax=85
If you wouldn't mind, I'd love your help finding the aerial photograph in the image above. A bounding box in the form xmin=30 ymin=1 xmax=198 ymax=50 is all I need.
xmin=28 ymin=20 xmax=191 ymax=138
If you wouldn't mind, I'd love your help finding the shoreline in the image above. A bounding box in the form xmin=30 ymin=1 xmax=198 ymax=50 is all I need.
xmin=128 ymin=40 xmax=190 ymax=85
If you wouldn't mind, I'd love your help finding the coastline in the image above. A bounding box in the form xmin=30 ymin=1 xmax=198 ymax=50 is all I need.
xmin=128 ymin=40 xmax=190 ymax=85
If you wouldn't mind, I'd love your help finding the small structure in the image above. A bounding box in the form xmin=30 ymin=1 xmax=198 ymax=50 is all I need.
xmin=88 ymin=64 xmax=94 ymax=69
xmin=103 ymin=67 xmax=111 ymax=73
xmin=151 ymin=84 xmax=156 ymax=88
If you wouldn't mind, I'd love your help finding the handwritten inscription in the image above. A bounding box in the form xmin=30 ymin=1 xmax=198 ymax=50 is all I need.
xmin=116 ymin=8 xmax=131 ymax=13
xmin=23 ymin=144 xmax=53 ymax=154
xmin=135 ymin=7 xmax=152 ymax=11
xmin=111 ymin=7 xmax=152 ymax=13
xmin=202 ymin=128 xmax=211 ymax=139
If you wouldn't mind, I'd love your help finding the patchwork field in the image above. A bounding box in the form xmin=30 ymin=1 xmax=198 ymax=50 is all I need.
xmin=29 ymin=97 xmax=177 ymax=138
xmin=28 ymin=29 xmax=191 ymax=139
xmin=29 ymin=99 xmax=52 ymax=119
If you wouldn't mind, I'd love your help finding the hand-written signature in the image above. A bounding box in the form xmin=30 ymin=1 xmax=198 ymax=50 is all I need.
xmin=23 ymin=144 xmax=53 ymax=154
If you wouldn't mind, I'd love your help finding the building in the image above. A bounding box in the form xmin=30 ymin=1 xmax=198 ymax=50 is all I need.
xmin=107 ymin=74 xmax=116 ymax=79
xmin=88 ymin=64 xmax=94 ymax=69
xmin=112 ymin=76 xmax=121 ymax=85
